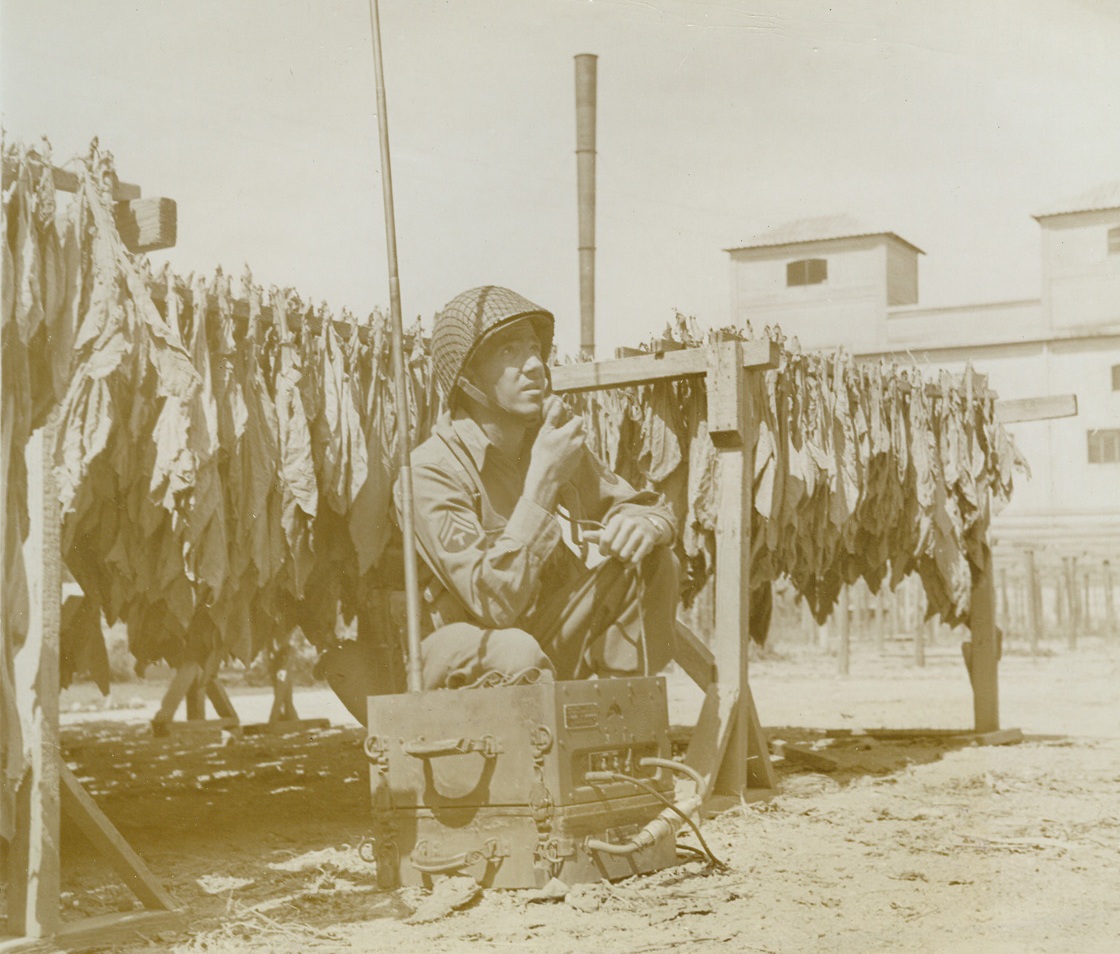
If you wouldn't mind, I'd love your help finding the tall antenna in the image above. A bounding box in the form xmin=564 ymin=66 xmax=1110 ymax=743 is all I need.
xmin=575 ymin=54 xmax=598 ymax=359
xmin=367 ymin=0 xmax=424 ymax=693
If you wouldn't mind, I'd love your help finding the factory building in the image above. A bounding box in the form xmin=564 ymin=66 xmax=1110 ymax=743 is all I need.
xmin=726 ymin=185 xmax=1120 ymax=546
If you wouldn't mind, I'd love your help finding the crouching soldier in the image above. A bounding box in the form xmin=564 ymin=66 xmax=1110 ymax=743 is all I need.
xmin=398 ymin=285 xmax=680 ymax=689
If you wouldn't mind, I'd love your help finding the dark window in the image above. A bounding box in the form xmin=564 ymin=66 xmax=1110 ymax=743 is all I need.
xmin=787 ymin=258 xmax=827 ymax=287
xmin=1112 ymin=364 xmax=1120 ymax=391
xmin=1087 ymin=429 xmax=1120 ymax=464
xmin=1109 ymin=226 xmax=1120 ymax=255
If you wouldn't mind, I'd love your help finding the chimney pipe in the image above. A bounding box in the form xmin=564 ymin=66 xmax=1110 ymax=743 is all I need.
xmin=575 ymin=54 xmax=597 ymax=359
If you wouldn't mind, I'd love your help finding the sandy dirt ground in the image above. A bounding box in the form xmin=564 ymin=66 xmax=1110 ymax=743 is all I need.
xmin=4 ymin=635 xmax=1119 ymax=953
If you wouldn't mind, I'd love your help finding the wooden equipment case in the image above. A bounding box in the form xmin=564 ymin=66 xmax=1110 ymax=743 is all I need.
xmin=365 ymin=676 xmax=681 ymax=889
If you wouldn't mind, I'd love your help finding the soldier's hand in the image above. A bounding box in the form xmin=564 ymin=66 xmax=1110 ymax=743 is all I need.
xmin=582 ymin=512 xmax=664 ymax=566
xmin=524 ymin=398 xmax=584 ymax=509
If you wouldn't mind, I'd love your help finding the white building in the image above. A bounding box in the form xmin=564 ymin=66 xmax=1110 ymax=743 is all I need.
xmin=726 ymin=187 xmax=1120 ymax=546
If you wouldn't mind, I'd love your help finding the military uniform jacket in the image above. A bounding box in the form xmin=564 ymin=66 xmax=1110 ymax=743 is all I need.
xmin=397 ymin=412 xmax=676 ymax=634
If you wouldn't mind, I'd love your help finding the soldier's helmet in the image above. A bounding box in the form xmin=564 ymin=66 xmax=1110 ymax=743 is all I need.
xmin=431 ymin=286 xmax=555 ymax=401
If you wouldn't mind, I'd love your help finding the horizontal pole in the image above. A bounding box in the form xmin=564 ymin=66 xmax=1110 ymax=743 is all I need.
xmin=994 ymin=393 xmax=1078 ymax=424
xmin=2 ymin=155 xmax=141 ymax=201
xmin=551 ymin=339 xmax=780 ymax=394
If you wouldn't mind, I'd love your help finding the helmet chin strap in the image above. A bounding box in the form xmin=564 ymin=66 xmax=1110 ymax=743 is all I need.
xmin=456 ymin=376 xmax=541 ymax=425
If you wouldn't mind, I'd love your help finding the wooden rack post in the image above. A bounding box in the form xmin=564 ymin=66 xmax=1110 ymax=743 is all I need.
xmin=2 ymin=425 xmax=182 ymax=953
xmin=958 ymin=394 xmax=1079 ymax=742
xmin=552 ymin=338 xmax=781 ymax=806
xmin=2 ymin=162 xmax=183 ymax=951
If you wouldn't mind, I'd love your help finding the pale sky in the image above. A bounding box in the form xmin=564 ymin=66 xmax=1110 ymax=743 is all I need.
xmin=3 ymin=0 xmax=1118 ymax=355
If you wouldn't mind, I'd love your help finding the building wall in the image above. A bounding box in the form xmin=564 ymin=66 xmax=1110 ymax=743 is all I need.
xmin=886 ymin=240 xmax=919 ymax=307
xmin=1040 ymin=208 xmax=1120 ymax=331
xmin=727 ymin=208 xmax=1120 ymax=543
xmin=885 ymin=299 xmax=1043 ymax=351
xmin=729 ymin=237 xmax=886 ymax=352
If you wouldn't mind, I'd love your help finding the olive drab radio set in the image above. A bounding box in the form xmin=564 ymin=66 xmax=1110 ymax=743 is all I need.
xmin=362 ymin=676 xmax=701 ymax=889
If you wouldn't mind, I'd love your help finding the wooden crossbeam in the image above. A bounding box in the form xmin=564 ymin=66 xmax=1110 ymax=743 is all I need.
xmin=995 ymin=393 xmax=1078 ymax=424
xmin=551 ymin=339 xmax=780 ymax=394
xmin=2 ymin=156 xmax=175 ymax=255
xmin=1 ymin=156 xmax=141 ymax=201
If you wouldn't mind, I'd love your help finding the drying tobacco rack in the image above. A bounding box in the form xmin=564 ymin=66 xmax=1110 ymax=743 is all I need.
xmin=1 ymin=169 xmax=1078 ymax=952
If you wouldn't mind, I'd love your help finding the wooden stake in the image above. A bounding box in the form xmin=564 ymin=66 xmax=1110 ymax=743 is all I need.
xmin=837 ymin=585 xmax=850 ymax=676
xmin=1064 ymin=556 xmax=1077 ymax=649
xmin=1104 ymin=560 xmax=1116 ymax=637
xmin=1081 ymin=565 xmax=1092 ymax=635
xmin=855 ymin=583 xmax=869 ymax=635
xmin=1003 ymin=566 xmax=1012 ymax=640
xmin=800 ymin=598 xmax=815 ymax=645
xmin=1055 ymin=564 xmax=1065 ymax=632
xmin=969 ymin=543 xmax=1001 ymax=733
xmin=914 ymin=610 xmax=927 ymax=668
xmin=875 ymin=587 xmax=887 ymax=654
xmin=1024 ymin=549 xmax=1041 ymax=653
xmin=184 ymin=673 xmax=207 ymax=722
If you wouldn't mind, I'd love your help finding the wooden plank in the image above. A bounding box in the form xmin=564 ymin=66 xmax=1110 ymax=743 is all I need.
xmin=863 ymin=728 xmax=975 ymax=739
xmin=972 ymin=728 xmax=1023 ymax=746
xmin=771 ymin=740 xmax=840 ymax=773
xmin=59 ymin=766 xmax=176 ymax=912
xmin=672 ymin=620 xmax=717 ymax=690
xmin=550 ymin=338 xmax=779 ymax=394
xmin=969 ymin=543 xmax=1001 ymax=733
xmin=151 ymin=718 xmax=240 ymax=740
xmin=1 ymin=910 xmax=184 ymax=953
xmin=7 ymin=425 xmax=62 ymax=939
xmin=0 ymin=910 xmax=184 ymax=953
xmin=112 ymin=197 xmax=177 ymax=253
xmin=0 ymin=935 xmax=55 ymax=953
xmin=994 ymin=393 xmax=1077 ymax=424
xmin=242 ymin=718 xmax=330 ymax=737
xmin=1 ymin=155 xmax=142 ymax=201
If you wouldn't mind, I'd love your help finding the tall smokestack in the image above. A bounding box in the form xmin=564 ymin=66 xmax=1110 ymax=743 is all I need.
xmin=575 ymin=53 xmax=597 ymax=359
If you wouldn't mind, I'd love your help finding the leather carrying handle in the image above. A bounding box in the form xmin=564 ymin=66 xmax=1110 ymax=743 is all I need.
xmin=402 ymin=735 xmax=501 ymax=760
xmin=410 ymin=838 xmax=505 ymax=874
